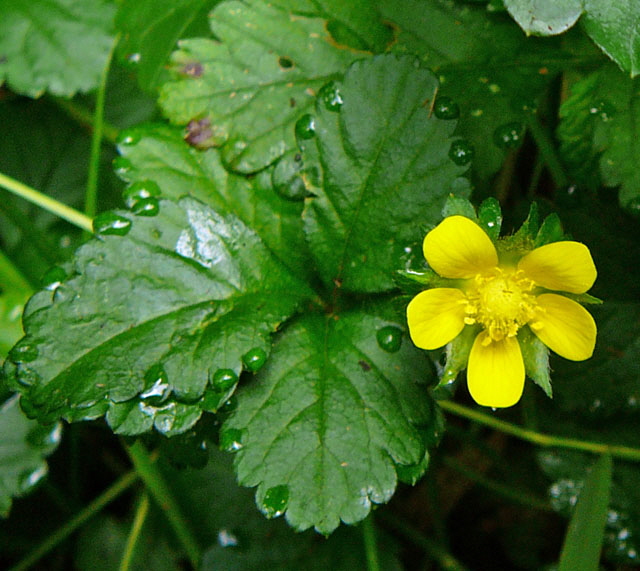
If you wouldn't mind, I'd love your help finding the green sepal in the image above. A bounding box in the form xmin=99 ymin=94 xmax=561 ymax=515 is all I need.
xmin=477 ymin=197 xmax=503 ymax=241
xmin=396 ymin=268 xmax=449 ymax=288
xmin=514 ymin=201 xmax=540 ymax=241
xmin=535 ymin=212 xmax=566 ymax=246
xmin=442 ymin=194 xmax=477 ymax=220
xmin=434 ymin=324 xmax=479 ymax=395
xmin=519 ymin=326 xmax=552 ymax=398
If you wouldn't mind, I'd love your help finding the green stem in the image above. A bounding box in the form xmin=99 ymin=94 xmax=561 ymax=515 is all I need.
xmin=380 ymin=512 xmax=470 ymax=571
xmin=9 ymin=470 xmax=138 ymax=571
xmin=0 ymin=172 xmax=93 ymax=233
xmin=439 ymin=400 xmax=640 ymax=462
xmin=526 ymin=115 xmax=569 ymax=189
xmin=85 ymin=34 xmax=119 ymax=223
xmin=362 ymin=514 xmax=381 ymax=571
xmin=125 ymin=441 xmax=201 ymax=568
xmin=119 ymin=492 xmax=150 ymax=571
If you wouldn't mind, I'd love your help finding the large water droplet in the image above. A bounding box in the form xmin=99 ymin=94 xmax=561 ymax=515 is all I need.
xmin=272 ymin=153 xmax=309 ymax=201
xmin=261 ymin=485 xmax=289 ymax=518
xmin=153 ymin=402 xmax=177 ymax=433
xmin=242 ymin=347 xmax=267 ymax=372
xmin=295 ymin=113 xmax=316 ymax=140
xmin=448 ymin=140 xmax=474 ymax=165
xmin=433 ymin=96 xmax=460 ymax=120
xmin=376 ymin=326 xmax=403 ymax=353
xmin=318 ymin=81 xmax=343 ymax=112
xmin=9 ymin=338 xmax=39 ymax=363
xmin=132 ymin=197 xmax=160 ymax=217
xmin=219 ymin=428 xmax=243 ymax=452
xmin=41 ymin=266 xmax=67 ymax=290
xmin=93 ymin=212 xmax=132 ymax=236
xmin=141 ymin=365 xmax=171 ymax=405
xmin=212 ymin=368 xmax=238 ymax=392
xmin=123 ymin=180 xmax=161 ymax=209
xmin=493 ymin=122 xmax=525 ymax=149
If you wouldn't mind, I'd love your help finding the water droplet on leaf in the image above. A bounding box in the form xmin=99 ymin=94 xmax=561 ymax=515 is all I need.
xmin=242 ymin=347 xmax=267 ymax=372
xmin=448 ymin=140 xmax=474 ymax=165
xmin=493 ymin=122 xmax=525 ymax=149
xmin=126 ymin=52 xmax=141 ymax=65
xmin=113 ymin=156 xmax=133 ymax=176
xmin=132 ymin=197 xmax=160 ymax=217
xmin=295 ymin=113 xmax=316 ymax=140
xmin=116 ymin=129 xmax=140 ymax=147
xmin=376 ymin=326 xmax=403 ymax=353
xmin=141 ymin=365 xmax=171 ymax=405
xmin=318 ymin=81 xmax=343 ymax=111
xmin=220 ymin=428 xmax=243 ymax=452
xmin=9 ymin=338 xmax=39 ymax=363
xmin=261 ymin=485 xmax=289 ymax=518
xmin=212 ymin=369 xmax=238 ymax=392
xmin=93 ymin=212 xmax=132 ymax=236
xmin=433 ymin=96 xmax=460 ymax=120
xmin=123 ymin=180 xmax=161 ymax=209
xmin=41 ymin=266 xmax=67 ymax=290
xmin=153 ymin=402 xmax=177 ymax=433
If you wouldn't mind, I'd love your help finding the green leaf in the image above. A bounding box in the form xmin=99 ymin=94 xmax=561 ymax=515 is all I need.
xmin=0 ymin=395 xmax=62 ymax=517
xmin=116 ymin=0 xmax=218 ymax=91
xmin=223 ymin=304 xmax=436 ymax=533
xmin=0 ymin=0 xmax=116 ymax=97
xmin=558 ymin=453 xmax=612 ymax=571
xmin=116 ymin=124 xmax=313 ymax=280
xmin=303 ymin=54 xmax=470 ymax=293
xmin=158 ymin=0 xmax=361 ymax=173
xmin=504 ymin=0 xmax=583 ymax=36
xmin=3 ymin=198 xmax=312 ymax=435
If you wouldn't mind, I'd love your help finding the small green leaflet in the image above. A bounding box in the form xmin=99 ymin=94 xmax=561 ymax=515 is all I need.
xmin=158 ymin=0 xmax=362 ymax=174
xmin=4 ymin=198 xmax=312 ymax=436
xmin=0 ymin=0 xmax=116 ymax=97
xmin=223 ymin=305 xmax=436 ymax=534
xmin=303 ymin=54 xmax=470 ymax=293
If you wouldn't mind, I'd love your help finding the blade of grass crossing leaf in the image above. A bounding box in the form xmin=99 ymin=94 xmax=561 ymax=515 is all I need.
xmin=558 ymin=453 xmax=613 ymax=571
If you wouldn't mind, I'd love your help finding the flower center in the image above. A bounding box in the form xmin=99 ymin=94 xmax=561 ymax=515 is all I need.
xmin=464 ymin=269 xmax=536 ymax=342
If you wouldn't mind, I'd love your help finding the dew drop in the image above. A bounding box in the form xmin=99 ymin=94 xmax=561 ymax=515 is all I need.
xmin=113 ymin=156 xmax=133 ymax=176
xmin=376 ymin=326 xmax=403 ymax=353
xmin=18 ymin=465 xmax=48 ymax=493
xmin=590 ymin=99 xmax=615 ymax=121
xmin=218 ymin=528 xmax=239 ymax=547
xmin=261 ymin=484 xmax=289 ymax=518
xmin=141 ymin=365 xmax=171 ymax=405
xmin=242 ymin=347 xmax=267 ymax=372
xmin=493 ymin=122 xmax=525 ymax=149
xmin=318 ymin=81 xmax=343 ymax=112
xmin=123 ymin=180 xmax=161 ymax=209
xmin=220 ymin=428 xmax=243 ymax=452
xmin=116 ymin=129 xmax=141 ymax=147
xmin=126 ymin=52 xmax=141 ymax=65
xmin=153 ymin=402 xmax=177 ymax=433
xmin=41 ymin=266 xmax=67 ymax=290
xmin=433 ymin=96 xmax=460 ymax=120
xmin=93 ymin=212 xmax=132 ymax=236
xmin=295 ymin=113 xmax=316 ymax=140
xmin=8 ymin=338 xmax=39 ymax=363
xmin=132 ymin=197 xmax=160 ymax=217
xmin=212 ymin=368 xmax=238 ymax=392
xmin=556 ymin=184 xmax=582 ymax=208
xmin=448 ymin=140 xmax=475 ymax=165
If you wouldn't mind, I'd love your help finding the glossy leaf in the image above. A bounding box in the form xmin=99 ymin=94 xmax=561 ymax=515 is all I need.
xmin=303 ymin=54 xmax=470 ymax=293
xmin=223 ymin=305 xmax=436 ymax=533
xmin=0 ymin=0 xmax=115 ymax=97
xmin=158 ymin=0 xmax=361 ymax=173
xmin=0 ymin=395 xmax=62 ymax=517
xmin=504 ymin=0 xmax=583 ymax=36
xmin=4 ymin=198 xmax=312 ymax=435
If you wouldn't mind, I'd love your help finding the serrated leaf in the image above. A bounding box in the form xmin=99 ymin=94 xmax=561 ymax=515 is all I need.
xmin=0 ymin=395 xmax=61 ymax=517
xmin=158 ymin=0 xmax=361 ymax=173
xmin=223 ymin=304 xmax=435 ymax=533
xmin=3 ymin=198 xmax=312 ymax=436
xmin=303 ymin=54 xmax=470 ymax=293
xmin=504 ymin=0 xmax=583 ymax=36
xmin=0 ymin=0 xmax=115 ymax=97
xmin=116 ymin=124 xmax=312 ymax=280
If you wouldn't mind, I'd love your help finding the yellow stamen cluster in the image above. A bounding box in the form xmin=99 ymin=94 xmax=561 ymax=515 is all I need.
xmin=464 ymin=269 xmax=537 ymax=343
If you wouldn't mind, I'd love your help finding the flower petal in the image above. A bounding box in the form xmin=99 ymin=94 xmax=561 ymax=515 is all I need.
xmin=531 ymin=293 xmax=596 ymax=361
xmin=468 ymin=332 xmax=525 ymax=408
xmin=518 ymin=241 xmax=596 ymax=294
xmin=423 ymin=215 xmax=498 ymax=279
xmin=407 ymin=288 xmax=467 ymax=350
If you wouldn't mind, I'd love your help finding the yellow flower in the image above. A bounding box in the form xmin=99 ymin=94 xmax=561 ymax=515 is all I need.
xmin=407 ymin=215 xmax=597 ymax=408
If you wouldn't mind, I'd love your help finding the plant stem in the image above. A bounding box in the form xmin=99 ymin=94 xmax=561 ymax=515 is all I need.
xmin=0 ymin=172 xmax=93 ymax=233
xmin=124 ymin=441 xmax=201 ymax=568
xmin=439 ymin=400 xmax=640 ymax=462
xmin=362 ymin=513 xmax=381 ymax=571
xmin=85 ymin=34 xmax=119 ymax=223
xmin=9 ymin=470 xmax=138 ymax=571
xmin=526 ymin=115 xmax=569 ymax=189
xmin=119 ymin=492 xmax=150 ymax=571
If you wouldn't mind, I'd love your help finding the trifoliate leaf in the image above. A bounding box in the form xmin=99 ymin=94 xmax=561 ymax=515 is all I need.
xmin=116 ymin=124 xmax=312 ymax=281
xmin=0 ymin=0 xmax=115 ymax=97
xmin=0 ymin=395 xmax=61 ymax=517
xmin=303 ymin=54 xmax=470 ymax=293
xmin=223 ymin=304 xmax=436 ymax=534
xmin=3 ymin=198 xmax=312 ymax=436
xmin=158 ymin=0 xmax=361 ymax=173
